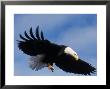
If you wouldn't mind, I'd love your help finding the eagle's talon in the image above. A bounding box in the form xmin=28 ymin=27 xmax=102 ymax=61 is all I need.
xmin=48 ymin=63 xmax=54 ymax=72
xmin=50 ymin=67 xmax=54 ymax=72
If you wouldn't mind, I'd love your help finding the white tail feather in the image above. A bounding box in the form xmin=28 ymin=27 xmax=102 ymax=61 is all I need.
xmin=28 ymin=55 xmax=47 ymax=71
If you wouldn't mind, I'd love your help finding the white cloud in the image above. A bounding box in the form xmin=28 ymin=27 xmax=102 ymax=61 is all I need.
xmin=56 ymin=26 xmax=97 ymax=51
xmin=15 ymin=14 xmax=77 ymax=33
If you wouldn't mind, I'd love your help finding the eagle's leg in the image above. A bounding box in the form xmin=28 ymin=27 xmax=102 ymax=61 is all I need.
xmin=47 ymin=63 xmax=54 ymax=72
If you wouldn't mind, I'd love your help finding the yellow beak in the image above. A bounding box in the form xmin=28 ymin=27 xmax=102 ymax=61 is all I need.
xmin=72 ymin=54 xmax=79 ymax=61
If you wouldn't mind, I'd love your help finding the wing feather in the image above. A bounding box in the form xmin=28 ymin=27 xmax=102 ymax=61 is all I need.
xmin=55 ymin=54 xmax=96 ymax=75
xmin=30 ymin=27 xmax=36 ymax=40
xmin=24 ymin=31 xmax=33 ymax=40
xmin=41 ymin=31 xmax=44 ymax=40
xmin=19 ymin=34 xmax=28 ymax=41
xmin=18 ymin=27 xmax=51 ymax=56
xmin=36 ymin=26 xmax=40 ymax=40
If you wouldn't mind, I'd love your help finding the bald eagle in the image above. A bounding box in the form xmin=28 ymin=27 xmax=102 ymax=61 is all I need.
xmin=17 ymin=26 xmax=96 ymax=75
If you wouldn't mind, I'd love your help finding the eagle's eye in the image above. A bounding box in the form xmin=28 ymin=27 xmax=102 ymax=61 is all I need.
xmin=74 ymin=53 xmax=77 ymax=56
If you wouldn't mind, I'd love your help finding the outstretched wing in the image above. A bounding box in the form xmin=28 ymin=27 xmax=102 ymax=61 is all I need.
xmin=55 ymin=54 xmax=96 ymax=75
xmin=17 ymin=26 xmax=51 ymax=56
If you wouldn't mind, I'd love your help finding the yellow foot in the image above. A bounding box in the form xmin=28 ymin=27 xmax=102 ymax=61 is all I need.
xmin=48 ymin=63 xmax=54 ymax=72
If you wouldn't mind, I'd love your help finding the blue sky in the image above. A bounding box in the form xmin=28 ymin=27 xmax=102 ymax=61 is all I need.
xmin=14 ymin=14 xmax=97 ymax=76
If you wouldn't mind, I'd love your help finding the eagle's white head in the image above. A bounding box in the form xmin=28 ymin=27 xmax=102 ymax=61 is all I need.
xmin=64 ymin=47 xmax=79 ymax=60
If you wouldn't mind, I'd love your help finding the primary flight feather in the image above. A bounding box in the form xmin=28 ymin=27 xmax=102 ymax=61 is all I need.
xmin=17 ymin=26 xmax=96 ymax=75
